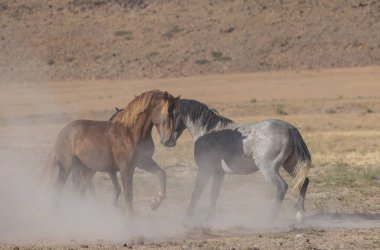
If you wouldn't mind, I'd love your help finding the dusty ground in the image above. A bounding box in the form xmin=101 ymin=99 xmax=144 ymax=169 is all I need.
xmin=1 ymin=1 xmax=379 ymax=248
xmin=0 ymin=67 xmax=379 ymax=249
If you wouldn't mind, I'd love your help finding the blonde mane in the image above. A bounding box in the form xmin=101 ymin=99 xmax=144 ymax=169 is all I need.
xmin=111 ymin=90 xmax=168 ymax=127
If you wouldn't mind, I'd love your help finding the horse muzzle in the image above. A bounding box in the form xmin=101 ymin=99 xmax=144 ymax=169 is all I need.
xmin=162 ymin=139 xmax=176 ymax=147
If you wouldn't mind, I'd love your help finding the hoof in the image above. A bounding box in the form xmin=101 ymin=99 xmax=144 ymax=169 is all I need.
xmin=181 ymin=213 xmax=196 ymax=228
xmin=296 ymin=211 xmax=304 ymax=223
xmin=150 ymin=203 xmax=159 ymax=211
xmin=205 ymin=213 xmax=215 ymax=225
xmin=150 ymin=198 xmax=161 ymax=211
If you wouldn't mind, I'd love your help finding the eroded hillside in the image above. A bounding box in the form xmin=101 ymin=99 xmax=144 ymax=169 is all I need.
xmin=1 ymin=0 xmax=380 ymax=82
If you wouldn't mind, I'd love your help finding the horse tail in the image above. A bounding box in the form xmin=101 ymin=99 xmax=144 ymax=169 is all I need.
xmin=40 ymin=149 xmax=58 ymax=192
xmin=289 ymin=127 xmax=312 ymax=195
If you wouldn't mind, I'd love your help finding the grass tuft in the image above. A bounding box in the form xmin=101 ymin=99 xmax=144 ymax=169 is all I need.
xmin=163 ymin=26 xmax=182 ymax=39
xmin=211 ymin=51 xmax=231 ymax=62
xmin=361 ymin=168 xmax=380 ymax=186
xmin=195 ymin=59 xmax=209 ymax=65
xmin=114 ymin=30 xmax=133 ymax=37
xmin=366 ymin=107 xmax=374 ymax=113
xmin=275 ymin=104 xmax=288 ymax=115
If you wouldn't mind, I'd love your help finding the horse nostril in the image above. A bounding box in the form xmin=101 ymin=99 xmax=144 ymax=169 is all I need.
xmin=164 ymin=140 xmax=175 ymax=147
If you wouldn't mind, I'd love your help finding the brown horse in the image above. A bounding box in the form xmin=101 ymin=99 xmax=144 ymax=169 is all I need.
xmin=45 ymin=90 xmax=180 ymax=216
xmin=72 ymin=105 xmax=175 ymax=210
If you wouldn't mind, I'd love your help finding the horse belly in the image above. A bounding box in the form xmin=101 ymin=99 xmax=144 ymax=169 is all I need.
xmin=221 ymin=155 xmax=258 ymax=175
xmin=75 ymin=139 xmax=114 ymax=171
xmin=79 ymin=153 xmax=113 ymax=171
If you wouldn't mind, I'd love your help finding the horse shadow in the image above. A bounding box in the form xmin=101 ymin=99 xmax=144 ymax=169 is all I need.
xmin=194 ymin=128 xmax=256 ymax=174
xmin=302 ymin=211 xmax=380 ymax=228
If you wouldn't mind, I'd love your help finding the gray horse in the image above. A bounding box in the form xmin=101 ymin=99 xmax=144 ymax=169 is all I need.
xmin=174 ymin=99 xmax=311 ymax=223
xmin=74 ymin=100 xmax=311 ymax=223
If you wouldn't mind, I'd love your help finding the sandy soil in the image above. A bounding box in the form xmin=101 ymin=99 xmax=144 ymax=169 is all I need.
xmin=0 ymin=67 xmax=380 ymax=249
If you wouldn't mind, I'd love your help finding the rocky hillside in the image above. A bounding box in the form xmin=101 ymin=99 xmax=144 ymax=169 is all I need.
xmin=1 ymin=0 xmax=380 ymax=82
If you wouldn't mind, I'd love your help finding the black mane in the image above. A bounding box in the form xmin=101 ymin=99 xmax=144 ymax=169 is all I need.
xmin=179 ymin=99 xmax=233 ymax=131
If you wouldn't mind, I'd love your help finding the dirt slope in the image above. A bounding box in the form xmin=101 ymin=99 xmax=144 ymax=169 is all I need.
xmin=1 ymin=0 xmax=380 ymax=82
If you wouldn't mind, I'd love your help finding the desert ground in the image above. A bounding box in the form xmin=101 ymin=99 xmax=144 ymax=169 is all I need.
xmin=0 ymin=67 xmax=379 ymax=249
xmin=1 ymin=0 xmax=380 ymax=249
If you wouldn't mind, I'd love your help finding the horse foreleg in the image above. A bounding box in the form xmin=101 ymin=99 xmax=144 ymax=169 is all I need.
xmin=70 ymin=165 xmax=89 ymax=203
xmin=109 ymin=171 xmax=121 ymax=207
xmin=138 ymin=158 xmax=167 ymax=211
xmin=120 ymin=166 xmax=135 ymax=217
xmin=83 ymin=169 xmax=97 ymax=202
xmin=186 ymin=167 xmax=213 ymax=220
xmin=206 ymin=170 xmax=225 ymax=222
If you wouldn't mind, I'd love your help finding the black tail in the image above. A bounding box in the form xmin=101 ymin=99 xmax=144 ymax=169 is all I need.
xmin=291 ymin=128 xmax=312 ymax=164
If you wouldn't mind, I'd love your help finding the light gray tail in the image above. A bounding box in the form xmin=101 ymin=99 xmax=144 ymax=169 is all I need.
xmin=289 ymin=127 xmax=312 ymax=194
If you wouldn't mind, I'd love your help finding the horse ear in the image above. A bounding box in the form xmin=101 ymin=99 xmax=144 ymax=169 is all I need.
xmin=175 ymin=95 xmax=181 ymax=101
xmin=115 ymin=107 xmax=122 ymax=112
xmin=163 ymin=91 xmax=169 ymax=100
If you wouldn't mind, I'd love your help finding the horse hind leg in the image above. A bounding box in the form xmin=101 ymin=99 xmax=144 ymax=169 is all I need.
xmin=77 ymin=166 xmax=97 ymax=203
xmin=109 ymin=171 xmax=121 ymax=207
xmin=295 ymin=177 xmax=309 ymax=223
xmin=71 ymin=158 xmax=94 ymax=201
xmin=259 ymin=157 xmax=289 ymax=220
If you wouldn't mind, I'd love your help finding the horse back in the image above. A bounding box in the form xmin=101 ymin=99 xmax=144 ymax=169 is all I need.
xmin=54 ymin=120 xmax=135 ymax=171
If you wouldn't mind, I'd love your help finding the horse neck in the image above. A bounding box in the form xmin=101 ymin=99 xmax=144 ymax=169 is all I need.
xmin=127 ymin=112 xmax=154 ymax=144
xmin=183 ymin=116 xmax=235 ymax=141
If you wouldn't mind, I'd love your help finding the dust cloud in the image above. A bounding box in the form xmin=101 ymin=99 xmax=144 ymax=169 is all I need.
xmin=0 ymin=84 xmax=187 ymax=243
xmin=0 ymin=94 xmax=286 ymax=244
xmin=0 ymin=145 xmax=279 ymax=243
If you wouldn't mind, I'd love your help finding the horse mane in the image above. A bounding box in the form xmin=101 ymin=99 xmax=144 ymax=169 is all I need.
xmin=111 ymin=90 xmax=166 ymax=127
xmin=179 ymin=99 xmax=233 ymax=132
